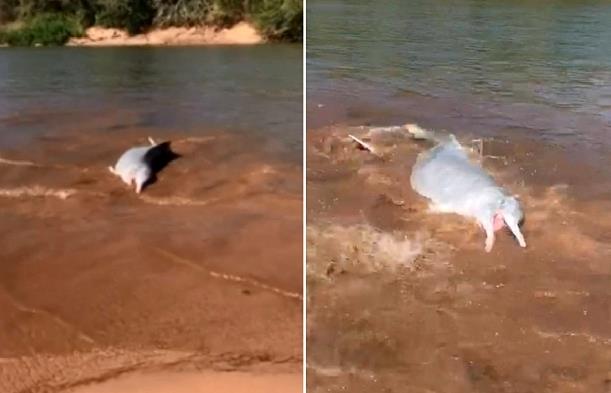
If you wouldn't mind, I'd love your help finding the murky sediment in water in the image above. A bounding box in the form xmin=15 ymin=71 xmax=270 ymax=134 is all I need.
xmin=306 ymin=118 xmax=611 ymax=392
xmin=0 ymin=126 xmax=302 ymax=392
xmin=306 ymin=1 xmax=611 ymax=390
xmin=0 ymin=46 xmax=302 ymax=392
xmin=0 ymin=124 xmax=302 ymax=392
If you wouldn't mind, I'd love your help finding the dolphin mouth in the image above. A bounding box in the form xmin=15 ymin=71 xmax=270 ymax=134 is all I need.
xmin=505 ymin=217 xmax=526 ymax=248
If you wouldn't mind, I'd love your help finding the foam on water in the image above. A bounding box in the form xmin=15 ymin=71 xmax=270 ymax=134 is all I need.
xmin=0 ymin=186 xmax=79 ymax=200
xmin=0 ymin=156 xmax=37 ymax=167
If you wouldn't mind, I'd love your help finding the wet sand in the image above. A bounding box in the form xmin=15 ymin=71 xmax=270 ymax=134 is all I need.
xmin=306 ymin=108 xmax=611 ymax=391
xmin=0 ymin=126 xmax=302 ymax=392
xmin=69 ymin=371 xmax=300 ymax=393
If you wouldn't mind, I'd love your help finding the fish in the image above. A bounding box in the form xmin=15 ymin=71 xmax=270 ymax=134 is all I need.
xmin=407 ymin=124 xmax=526 ymax=252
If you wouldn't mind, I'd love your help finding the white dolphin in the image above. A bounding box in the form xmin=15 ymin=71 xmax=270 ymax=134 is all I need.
xmin=407 ymin=124 xmax=526 ymax=252
xmin=109 ymin=137 xmax=163 ymax=194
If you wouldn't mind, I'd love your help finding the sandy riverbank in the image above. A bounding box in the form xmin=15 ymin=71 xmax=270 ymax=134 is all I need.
xmin=1 ymin=349 xmax=301 ymax=393
xmin=67 ymin=22 xmax=263 ymax=46
xmin=69 ymin=371 xmax=301 ymax=393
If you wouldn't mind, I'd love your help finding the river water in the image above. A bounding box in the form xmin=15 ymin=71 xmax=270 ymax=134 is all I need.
xmin=308 ymin=0 xmax=611 ymax=124
xmin=306 ymin=2 xmax=611 ymax=392
xmin=0 ymin=45 xmax=303 ymax=392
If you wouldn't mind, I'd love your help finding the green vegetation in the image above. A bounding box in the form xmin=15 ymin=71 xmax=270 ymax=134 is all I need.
xmin=153 ymin=0 xmax=245 ymax=28
xmin=0 ymin=13 xmax=84 ymax=46
xmin=153 ymin=0 xmax=302 ymax=40
xmin=250 ymin=0 xmax=302 ymax=42
xmin=96 ymin=0 xmax=155 ymax=34
xmin=0 ymin=0 xmax=302 ymax=45
xmin=0 ymin=0 xmax=18 ymax=24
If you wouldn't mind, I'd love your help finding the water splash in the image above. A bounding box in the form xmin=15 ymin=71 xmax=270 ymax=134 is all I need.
xmin=307 ymin=224 xmax=449 ymax=279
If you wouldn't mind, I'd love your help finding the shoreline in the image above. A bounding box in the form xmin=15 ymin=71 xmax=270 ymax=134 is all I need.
xmin=0 ymin=348 xmax=302 ymax=393
xmin=69 ymin=370 xmax=301 ymax=393
xmin=0 ymin=128 xmax=302 ymax=393
xmin=67 ymin=22 xmax=264 ymax=47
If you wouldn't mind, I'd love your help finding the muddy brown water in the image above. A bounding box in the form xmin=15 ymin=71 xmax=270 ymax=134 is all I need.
xmin=307 ymin=4 xmax=611 ymax=387
xmin=306 ymin=119 xmax=611 ymax=392
xmin=0 ymin=127 xmax=302 ymax=392
xmin=0 ymin=47 xmax=302 ymax=392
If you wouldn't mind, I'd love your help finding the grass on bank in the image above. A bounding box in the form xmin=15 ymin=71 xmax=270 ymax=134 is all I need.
xmin=0 ymin=0 xmax=302 ymax=46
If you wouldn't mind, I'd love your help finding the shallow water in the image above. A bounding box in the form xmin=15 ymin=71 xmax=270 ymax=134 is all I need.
xmin=0 ymin=46 xmax=302 ymax=392
xmin=307 ymin=0 xmax=611 ymax=167
xmin=306 ymin=126 xmax=611 ymax=393
xmin=0 ymin=46 xmax=303 ymax=156
xmin=308 ymin=0 xmax=611 ymax=123
xmin=307 ymin=1 xmax=611 ymax=392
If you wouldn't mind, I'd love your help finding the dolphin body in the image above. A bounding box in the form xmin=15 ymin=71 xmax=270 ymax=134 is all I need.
xmin=407 ymin=124 xmax=526 ymax=252
xmin=109 ymin=137 xmax=171 ymax=194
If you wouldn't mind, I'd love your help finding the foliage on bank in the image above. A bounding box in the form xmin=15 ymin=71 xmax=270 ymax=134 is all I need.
xmin=0 ymin=13 xmax=84 ymax=46
xmin=0 ymin=0 xmax=302 ymax=46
